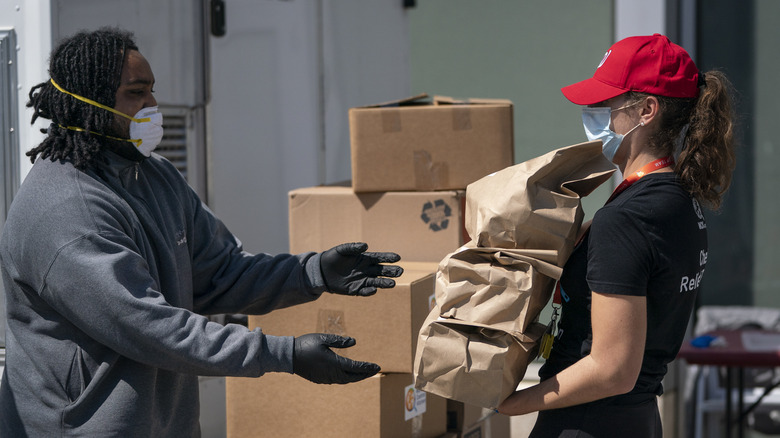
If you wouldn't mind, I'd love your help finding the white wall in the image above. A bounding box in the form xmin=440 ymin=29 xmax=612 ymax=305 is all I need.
xmin=615 ymin=0 xmax=666 ymax=39
xmin=51 ymin=0 xmax=205 ymax=109
xmin=0 ymin=0 xmax=52 ymax=182
xmin=207 ymin=0 xmax=410 ymax=255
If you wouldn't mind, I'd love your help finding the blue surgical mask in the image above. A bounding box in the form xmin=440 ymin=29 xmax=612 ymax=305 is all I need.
xmin=581 ymin=105 xmax=643 ymax=161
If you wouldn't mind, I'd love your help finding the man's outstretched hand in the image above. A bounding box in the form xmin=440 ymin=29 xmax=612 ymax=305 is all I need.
xmin=293 ymin=333 xmax=380 ymax=384
xmin=320 ymin=242 xmax=403 ymax=296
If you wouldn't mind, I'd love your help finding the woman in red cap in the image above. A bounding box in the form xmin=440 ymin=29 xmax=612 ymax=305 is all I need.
xmin=498 ymin=34 xmax=736 ymax=437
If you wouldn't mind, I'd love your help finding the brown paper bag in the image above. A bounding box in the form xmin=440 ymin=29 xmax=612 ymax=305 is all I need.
xmin=413 ymin=141 xmax=615 ymax=409
xmin=465 ymin=141 xmax=615 ymax=266
xmin=434 ymin=243 xmax=562 ymax=333
xmin=413 ymin=313 xmax=545 ymax=409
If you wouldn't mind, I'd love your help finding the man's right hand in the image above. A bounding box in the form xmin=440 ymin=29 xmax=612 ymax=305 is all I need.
xmin=293 ymin=333 xmax=380 ymax=384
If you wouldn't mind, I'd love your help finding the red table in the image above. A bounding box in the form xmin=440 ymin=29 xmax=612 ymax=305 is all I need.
xmin=678 ymin=329 xmax=780 ymax=438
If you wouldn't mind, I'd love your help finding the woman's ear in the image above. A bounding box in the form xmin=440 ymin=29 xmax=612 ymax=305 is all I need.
xmin=639 ymin=96 xmax=660 ymax=127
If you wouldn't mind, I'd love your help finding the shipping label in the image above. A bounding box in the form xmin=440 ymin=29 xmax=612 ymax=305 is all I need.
xmin=404 ymin=384 xmax=427 ymax=421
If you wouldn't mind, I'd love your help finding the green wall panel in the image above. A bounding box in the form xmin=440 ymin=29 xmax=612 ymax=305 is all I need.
xmin=409 ymin=0 xmax=614 ymax=218
xmin=752 ymin=0 xmax=780 ymax=307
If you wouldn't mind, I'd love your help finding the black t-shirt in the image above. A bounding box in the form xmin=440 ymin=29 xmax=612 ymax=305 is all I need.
xmin=539 ymin=172 xmax=707 ymax=396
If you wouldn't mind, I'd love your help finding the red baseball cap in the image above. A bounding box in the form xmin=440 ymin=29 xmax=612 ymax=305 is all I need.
xmin=561 ymin=34 xmax=700 ymax=105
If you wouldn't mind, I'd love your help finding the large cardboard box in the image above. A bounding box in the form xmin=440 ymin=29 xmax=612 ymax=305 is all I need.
xmin=289 ymin=184 xmax=466 ymax=263
xmin=251 ymin=261 xmax=438 ymax=373
xmin=226 ymin=372 xmax=447 ymax=438
xmin=349 ymin=94 xmax=514 ymax=193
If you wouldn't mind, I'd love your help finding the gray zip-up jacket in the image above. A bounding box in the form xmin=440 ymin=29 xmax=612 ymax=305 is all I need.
xmin=0 ymin=150 xmax=327 ymax=437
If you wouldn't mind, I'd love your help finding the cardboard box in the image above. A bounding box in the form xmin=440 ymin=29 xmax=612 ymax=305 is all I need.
xmin=462 ymin=411 xmax=512 ymax=438
xmin=289 ymin=184 xmax=466 ymax=263
xmin=446 ymin=400 xmax=511 ymax=437
xmin=251 ymin=261 xmax=439 ymax=373
xmin=349 ymin=94 xmax=514 ymax=193
xmin=226 ymin=373 xmax=447 ymax=438
xmin=461 ymin=402 xmax=511 ymax=438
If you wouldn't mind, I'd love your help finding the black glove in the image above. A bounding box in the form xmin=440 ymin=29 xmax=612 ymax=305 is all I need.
xmin=293 ymin=333 xmax=380 ymax=384
xmin=320 ymin=242 xmax=403 ymax=296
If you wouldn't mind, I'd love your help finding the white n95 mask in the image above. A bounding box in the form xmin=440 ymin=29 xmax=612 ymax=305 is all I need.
xmin=128 ymin=106 xmax=164 ymax=157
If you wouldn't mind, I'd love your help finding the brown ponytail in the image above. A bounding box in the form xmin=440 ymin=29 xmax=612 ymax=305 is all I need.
xmin=629 ymin=70 xmax=737 ymax=210
xmin=676 ymin=70 xmax=737 ymax=210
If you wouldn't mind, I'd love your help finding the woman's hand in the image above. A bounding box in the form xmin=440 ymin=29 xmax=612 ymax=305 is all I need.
xmin=496 ymin=292 xmax=647 ymax=416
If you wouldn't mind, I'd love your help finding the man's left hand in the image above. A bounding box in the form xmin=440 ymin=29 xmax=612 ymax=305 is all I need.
xmin=320 ymin=242 xmax=403 ymax=296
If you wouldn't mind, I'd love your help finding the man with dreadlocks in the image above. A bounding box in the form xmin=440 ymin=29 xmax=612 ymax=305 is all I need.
xmin=0 ymin=27 xmax=403 ymax=436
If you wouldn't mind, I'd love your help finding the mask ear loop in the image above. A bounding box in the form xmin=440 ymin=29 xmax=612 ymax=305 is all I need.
xmin=48 ymin=78 xmax=151 ymax=123
xmin=612 ymin=95 xmax=649 ymax=114
xmin=49 ymin=77 xmax=146 ymax=147
xmin=616 ymin=97 xmax=648 ymax=135
xmin=56 ymin=124 xmax=142 ymax=146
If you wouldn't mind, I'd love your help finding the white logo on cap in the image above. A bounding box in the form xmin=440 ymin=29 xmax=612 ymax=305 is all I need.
xmin=597 ymin=50 xmax=611 ymax=69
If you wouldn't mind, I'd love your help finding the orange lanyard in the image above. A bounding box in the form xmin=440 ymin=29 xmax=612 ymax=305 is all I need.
xmin=552 ymin=156 xmax=674 ymax=306
xmin=607 ymin=156 xmax=675 ymax=204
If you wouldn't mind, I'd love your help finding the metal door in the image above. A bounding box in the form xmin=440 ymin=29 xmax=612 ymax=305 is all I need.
xmin=207 ymin=0 xmax=410 ymax=255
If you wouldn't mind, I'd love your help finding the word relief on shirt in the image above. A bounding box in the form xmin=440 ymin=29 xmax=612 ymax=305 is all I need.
xmin=680 ymin=250 xmax=707 ymax=293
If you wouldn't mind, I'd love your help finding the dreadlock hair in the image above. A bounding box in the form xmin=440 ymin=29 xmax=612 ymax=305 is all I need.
xmin=626 ymin=70 xmax=737 ymax=210
xmin=26 ymin=27 xmax=138 ymax=170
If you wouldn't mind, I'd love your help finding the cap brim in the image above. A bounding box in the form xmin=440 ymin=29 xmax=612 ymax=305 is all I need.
xmin=561 ymin=77 xmax=628 ymax=105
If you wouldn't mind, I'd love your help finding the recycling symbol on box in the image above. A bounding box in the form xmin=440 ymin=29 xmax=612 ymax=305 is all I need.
xmin=420 ymin=199 xmax=451 ymax=232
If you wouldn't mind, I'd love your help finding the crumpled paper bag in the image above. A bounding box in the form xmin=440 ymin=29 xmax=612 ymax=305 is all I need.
xmin=413 ymin=141 xmax=617 ymax=409
xmin=465 ymin=140 xmax=616 ymax=266
xmin=434 ymin=243 xmax=562 ymax=334
xmin=413 ymin=312 xmax=546 ymax=409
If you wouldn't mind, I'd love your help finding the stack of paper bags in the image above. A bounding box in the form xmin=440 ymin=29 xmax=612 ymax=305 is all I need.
xmin=413 ymin=141 xmax=616 ymax=409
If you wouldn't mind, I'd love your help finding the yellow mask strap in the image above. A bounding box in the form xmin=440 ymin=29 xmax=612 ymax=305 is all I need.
xmin=57 ymin=124 xmax=142 ymax=146
xmin=49 ymin=78 xmax=151 ymax=123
